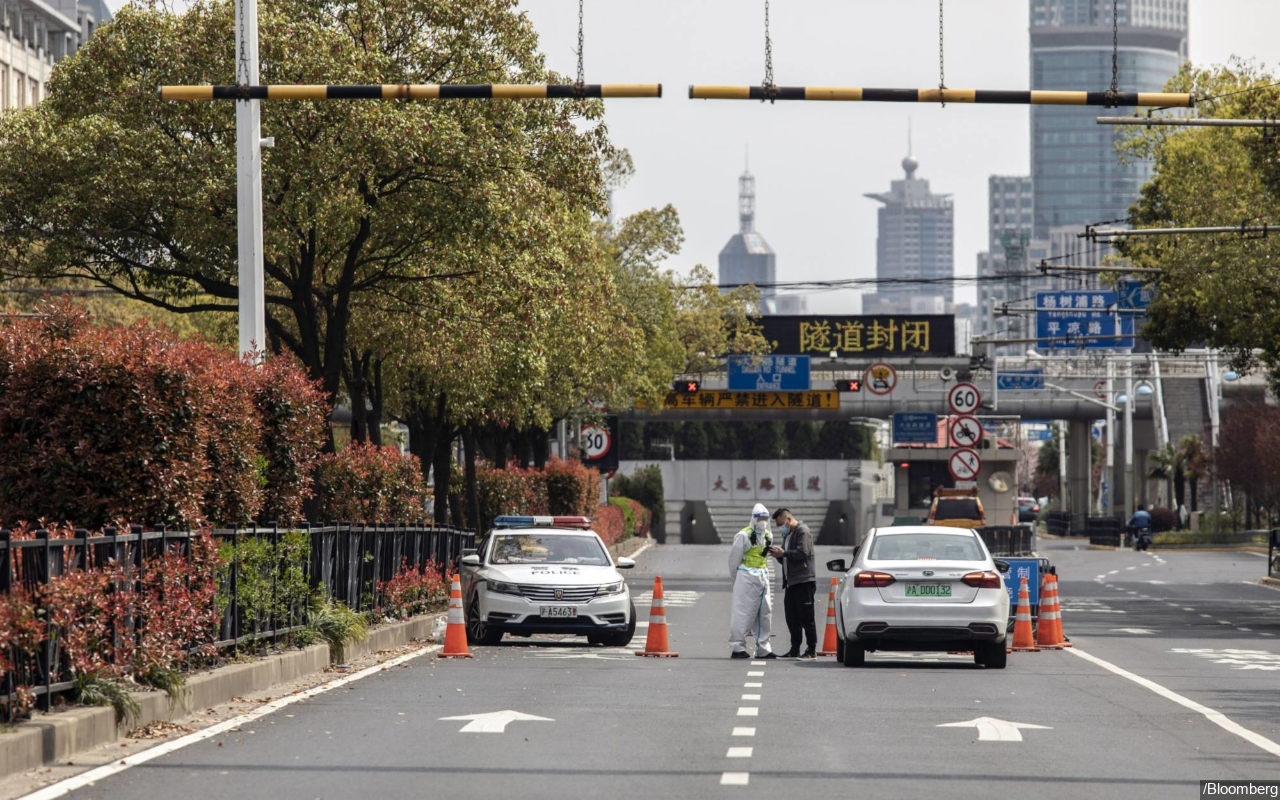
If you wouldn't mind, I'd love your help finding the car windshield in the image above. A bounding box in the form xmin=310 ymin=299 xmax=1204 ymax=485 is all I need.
xmin=869 ymin=533 xmax=985 ymax=561
xmin=488 ymin=533 xmax=609 ymax=566
xmin=934 ymin=499 xmax=981 ymax=519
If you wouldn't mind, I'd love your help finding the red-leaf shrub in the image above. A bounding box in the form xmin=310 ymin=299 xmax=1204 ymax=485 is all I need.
xmin=476 ymin=465 xmax=548 ymax=529
xmin=375 ymin=557 xmax=447 ymax=620
xmin=545 ymin=458 xmax=600 ymax=516
xmin=624 ymin=498 xmax=651 ymax=538
xmin=136 ymin=534 xmax=223 ymax=673
xmin=314 ymin=443 xmax=429 ymax=523
xmin=0 ymin=301 xmax=327 ymax=528
xmin=0 ymin=588 xmax=44 ymax=717
xmin=249 ymin=357 xmax=328 ymax=525
xmin=592 ymin=503 xmax=625 ymax=548
xmin=43 ymin=566 xmax=130 ymax=677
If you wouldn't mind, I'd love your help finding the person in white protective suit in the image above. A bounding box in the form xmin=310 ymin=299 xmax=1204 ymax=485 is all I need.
xmin=728 ymin=503 xmax=777 ymax=659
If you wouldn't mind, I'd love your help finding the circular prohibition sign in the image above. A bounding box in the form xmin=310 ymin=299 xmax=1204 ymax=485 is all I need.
xmin=579 ymin=424 xmax=611 ymax=460
xmin=948 ymin=448 xmax=982 ymax=482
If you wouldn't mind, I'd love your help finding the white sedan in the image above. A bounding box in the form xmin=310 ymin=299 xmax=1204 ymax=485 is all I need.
xmin=458 ymin=516 xmax=637 ymax=647
xmin=826 ymin=525 xmax=1011 ymax=668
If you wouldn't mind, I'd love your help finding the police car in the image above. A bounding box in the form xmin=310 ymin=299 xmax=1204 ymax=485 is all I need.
xmin=458 ymin=516 xmax=637 ymax=646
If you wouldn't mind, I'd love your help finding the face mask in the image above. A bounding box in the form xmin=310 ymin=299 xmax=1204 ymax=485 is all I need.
xmin=777 ymin=525 xmax=790 ymax=536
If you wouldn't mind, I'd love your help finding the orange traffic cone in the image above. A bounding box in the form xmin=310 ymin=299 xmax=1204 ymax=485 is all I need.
xmin=818 ymin=577 xmax=838 ymax=656
xmin=635 ymin=576 xmax=678 ymax=657
xmin=1010 ymin=575 xmax=1039 ymax=652
xmin=1036 ymin=574 xmax=1065 ymax=649
xmin=1048 ymin=573 xmax=1072 ymax=647
xmin=438 ymin=573 xmax=473 ymax=659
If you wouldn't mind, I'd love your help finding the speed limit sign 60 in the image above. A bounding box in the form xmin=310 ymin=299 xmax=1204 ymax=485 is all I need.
xmin=579 ymin=424 xmax=611 ymax=460
xmin=947 ymin=382 xmax=982 ymax=415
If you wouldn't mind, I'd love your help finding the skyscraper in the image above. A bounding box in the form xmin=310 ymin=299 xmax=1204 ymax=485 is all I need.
xmin=1030 ymin=0 xmax=1188 ymax=237
xmin=863 ymin=153 xmax=954 ymax=315
xmin=718 ymin=166 xmax=776 ymax=302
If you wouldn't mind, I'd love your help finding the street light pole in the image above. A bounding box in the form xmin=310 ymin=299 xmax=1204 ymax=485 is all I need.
xmin=235 ymin=0 xmax=265 ymax=362
xmin=1105 ymin=358 xmax=1115 ymax=514
xmin=1124 ymin=359 xmax=1135 ymax=522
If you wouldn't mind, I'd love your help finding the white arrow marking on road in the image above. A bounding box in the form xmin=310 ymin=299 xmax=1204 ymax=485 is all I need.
xmin=1111 ymin=628 xmax=1157 ymax=635
xmin=439 ymin=710 xmax=554 ymax=733
xmin=937 ymin=717 xmax=1052 ymax=742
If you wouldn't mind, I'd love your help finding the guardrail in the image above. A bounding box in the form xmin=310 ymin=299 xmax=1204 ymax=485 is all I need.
xmin=977 ymin=525 xmax=1036 ymax=557
xmin=0 ymin=523 xmax=474 ymax=714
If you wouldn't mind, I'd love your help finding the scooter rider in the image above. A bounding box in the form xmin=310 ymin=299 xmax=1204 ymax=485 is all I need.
xmin=1128 ymin=506 xmax=1153 ymax=549
xmin=728 ymin=503 xmax=777 ymax=660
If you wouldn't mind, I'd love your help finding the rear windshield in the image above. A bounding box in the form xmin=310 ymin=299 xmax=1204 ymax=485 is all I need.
xmin=869 ymin=533 xmax=985 ymax=561
xmin=933 ymin=499 xmax=982 ymax=519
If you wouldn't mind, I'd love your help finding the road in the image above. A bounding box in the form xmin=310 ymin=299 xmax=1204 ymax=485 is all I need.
xmin=17 ymin=538 xmax=1280 ymax=799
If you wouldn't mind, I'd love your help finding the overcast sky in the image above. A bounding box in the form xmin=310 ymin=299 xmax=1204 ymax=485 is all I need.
xmin=108 ymin=1 xmax=1280 ymax=311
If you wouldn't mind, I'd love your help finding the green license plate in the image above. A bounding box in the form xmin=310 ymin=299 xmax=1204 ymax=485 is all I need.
xmin=905 ymin=584 xmax=951 ymax=598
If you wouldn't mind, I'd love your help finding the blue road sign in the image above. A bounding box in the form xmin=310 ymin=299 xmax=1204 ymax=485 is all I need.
xmin=997 ymin=369 xmax=1045 ymax=391
xmin=1035 ymin=290 xmax=1134 ymax=350
xmin=892 ymin=412 xmax=939 ymax=444
xmin=1003 ymin=558 xmax=1041 ymax=608
xmin=727 ymin=355 xmax=811 ymax=391
xmin=1027 ymin=428 xmax=1055 ymax=441
xmin=1117 ymin=278 xmax=1154 ymax=310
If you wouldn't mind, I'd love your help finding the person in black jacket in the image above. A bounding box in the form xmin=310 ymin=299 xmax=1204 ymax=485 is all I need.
xmin=768 ymin=507 xmax=817 ymax=659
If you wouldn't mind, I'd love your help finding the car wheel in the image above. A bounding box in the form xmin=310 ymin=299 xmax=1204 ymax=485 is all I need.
xmin=601 ymin=600 xmax=638 ymax=647
xmin=977 ymin=641 xmax=1008 ymax=669
xmin=841 ymin=640 xmax=865 ymax=667
xmin=835 ymin=636 xmax=845 ymax=662
xmin=466 ymin=597 xmax=502 ymax=646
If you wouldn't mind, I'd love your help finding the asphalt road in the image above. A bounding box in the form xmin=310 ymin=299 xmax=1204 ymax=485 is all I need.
xmin=22 ymin=538 xmax=1280 ymax=799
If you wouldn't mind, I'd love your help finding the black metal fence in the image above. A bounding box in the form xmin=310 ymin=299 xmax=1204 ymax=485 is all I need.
xmin=976 ymin=526 xmax=1036 ymax=557
xmin=0 ymin=522 xmax=474 ymax=713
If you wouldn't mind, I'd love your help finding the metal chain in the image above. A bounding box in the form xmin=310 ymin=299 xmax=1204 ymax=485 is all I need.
xmin=1103 ymin=0 xmax=1119 ymax=107
xmin=938 ymin=0 xmax=945 ymax=89
xmin=762 ymin=0 xmax=776 ymax=101
xmin=576 ymin=0 xmax=585 ymax=86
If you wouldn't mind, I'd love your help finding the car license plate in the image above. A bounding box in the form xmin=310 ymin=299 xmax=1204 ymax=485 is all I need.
xmin=905 ymin=584 xmax=951 ymax=598
xmin=540 ymin=606 xmax=577 ymax=618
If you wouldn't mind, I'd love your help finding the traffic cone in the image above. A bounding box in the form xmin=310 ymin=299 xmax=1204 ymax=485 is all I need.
xmin=1048 ymin=573 xmax=1072 ymax=647
xmin=1036 ymin=573 xmax=1065 ymax=649
xmin=818 ymin=577 xmax=838 ymax=656
xmin=1010 ymin=575 xmax=1039 ymax=652
xmin=635 ymin=576 xmax=678 ymax=657
xmin=438 ymin=573 xmax=473 ymax=659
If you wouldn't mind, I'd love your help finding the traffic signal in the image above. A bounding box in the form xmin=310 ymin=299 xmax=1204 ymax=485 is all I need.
xmin=673 ymin=379 xmax=700 ymax=394
xmin=834 ymin=379 xmax=862 ymax=392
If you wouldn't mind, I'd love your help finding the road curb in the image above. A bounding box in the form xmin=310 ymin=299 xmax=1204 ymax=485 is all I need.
xmin=1260 ymin=577 xmax=1280 ymax=589
xmin=0 ymin=612 xmax=442 ymax=780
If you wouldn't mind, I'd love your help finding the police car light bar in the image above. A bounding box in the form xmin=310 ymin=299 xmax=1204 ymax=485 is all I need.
xmin=493 ymin=515 xmax=593 ymax=529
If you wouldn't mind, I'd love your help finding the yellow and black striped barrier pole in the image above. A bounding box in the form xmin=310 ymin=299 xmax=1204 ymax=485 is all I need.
xmin=688 ymin=85 xmax=1193 ymax=107
xmin=158 ymin=83 xmax=662 ymax=101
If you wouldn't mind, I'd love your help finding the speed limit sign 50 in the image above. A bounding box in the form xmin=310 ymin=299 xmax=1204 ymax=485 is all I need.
xmin=947 ymin=382 xmax=982 ymax=415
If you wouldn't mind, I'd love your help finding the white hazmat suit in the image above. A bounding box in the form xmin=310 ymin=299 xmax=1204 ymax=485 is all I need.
xmin=728 ymin=502 xmax=775 ymax=657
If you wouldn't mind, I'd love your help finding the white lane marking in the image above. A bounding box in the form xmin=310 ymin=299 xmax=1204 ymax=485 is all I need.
xmin=1262 ymin=633 xmax=1276 ymax=638
xmin=750 ymin=661 xmax=766 ymax=666
xmin=1126 ymin=566 xmax=1137 ymax=571
xmin=1166 ymin=602 xmax=1181 ymax=608
xmin=744 ymin=682 xmax=762 ymax=688
xmin=1218 ymin=620 xmax=1234 ymax=625
xmin=1183 ymin=607 xmax=1196 ymax=612
xmin=721 ymin=772 xmax=750 ymax=786
xmin=1111 ymin=628 xmax=1157 ymax=635
xmin=1239 ymin=628 xmax=1254 ymax=632
xmin=747 ymin=670 xmax=765 ymax=677
xmin=1172 ymin=648 xmax=1280 ymax=670
xmin=742 ymin=694 xmax=761 ymax=701
xmin=1201 ymin=614 xmax=1214 ymax=618
xmin=1148 ymin=580 xmax=1167 ymax=585
xmin=726 ymin=747 xmax=753 ymax=758
xmin=737 ymin=707 xmax=759 ymax=717
xmin=1070 ymin=647 xmax=1280 ymax=757
xmin=1108 ymin=570 xmax=1120 ymax=575
xmin=936 ymin=716 xmax=1052 ymax=742
xmin=732 ymin=727 xmax=756 ymax=737
xmin=439 ymin=710 xmax=553 ymax=734
xmin=635 ymin=589 xmax=703 ymax=608
xmin=22 ymin=641 xmax=441 ymax=800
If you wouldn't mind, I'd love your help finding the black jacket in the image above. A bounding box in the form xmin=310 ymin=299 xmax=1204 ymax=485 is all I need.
xmin=776 ymin=521 xmax=815 ymax=588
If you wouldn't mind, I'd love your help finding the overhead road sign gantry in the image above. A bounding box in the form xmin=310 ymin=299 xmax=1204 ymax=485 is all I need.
xmin=687 ymin=85 xmax=1192 ymax=107
xmin=159 ymin=84 xmax=663 ymax=101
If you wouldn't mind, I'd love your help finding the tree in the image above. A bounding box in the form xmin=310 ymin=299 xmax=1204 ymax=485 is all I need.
xmin=0 ymin=1 xmax=618 ymax=424
xmin=1118 ymin=62 xmax=1280 ymax=390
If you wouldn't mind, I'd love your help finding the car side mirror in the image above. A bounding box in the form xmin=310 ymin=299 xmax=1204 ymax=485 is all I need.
xmin=993 ymin=558 xmax=1010 ymax=574
xmin=460 ymin=554 xmax=481 ymax=567
xmin=615 ymin=557 xmax=636 ymax=569
xmin=826 ymin=558 xmax=847 ymax=573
